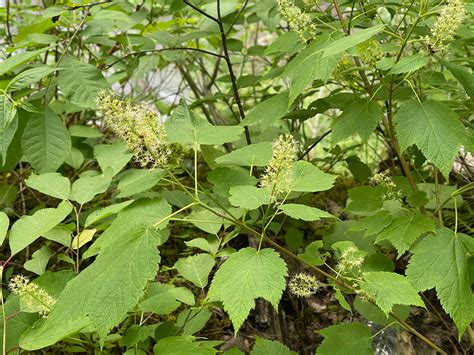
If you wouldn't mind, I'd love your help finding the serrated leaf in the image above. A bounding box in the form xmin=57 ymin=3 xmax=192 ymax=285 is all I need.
xmin=322 ymin=25 xmax=385 ymax=58
xmin=298 ymin=240 xmax=327 ymax=266
xmin=69 ymin=125 xmax=103 ymax=138
xmin=153 ymin=336 xmax=219 ymax=355
xmin=435 ymin=56 xmax=474 ymax=98
xmin=360 ymin=271 xmax=425 ymax=315
xmin=139 ymin=283 xmax=189 ymax=315
xmin=94 ymin=141 xmax=133 ymax=176
xmin=331 ymin=99 xmax=382 ymax=142
xmin=0 ymin=48 xmax=48 ymax=76
xmin=406 ymin=228 xmax=474 ymax=336
xmin=9 ymin=200 xmax=73 ymax=256
xmin=388 ymin=54 xmax=429 ymax=74
xmin=251 ymin=337 xmax=296 ymax=355
xmin=394 ymin=100 xmax=469 ymax=178
xmin=279 ymin=204 xmax=334 ymax=221
xmin=229 ymin=186 xmax=271 ymax=209
xmin=24 ymin=245 xmax=52 ymax=275
xmin=69 ymin=170 xmax=113 ymax=205
xmin=21 ymin=105 xmax=71 ymax=173
xmin=187 ymin=208 xmax=224 ymax=235
xmin=0 ymin=94 xmax=19 ymax=161
xmin=350 ymin=210 xmax=393 ymax=237
xmin=6 ymin=66 xmax=59 ymax=91
xmin=23 ymin=228 xmax=161 ymax=348
xmin=166 ymin=100 xmax=242 ymax=145
xmin=84 ymin=198 xmax=171 ymax=258
xmin=283 ymin=35 xmax=341 ymax=104
xmin=117 ymin=169 xmax=163 ymax=198
xmin=375 ymin=213 xmax=435 ymax=256
xmin=208 ymin=166 xmax=257 ymax=197
xmin=240 ymin=92 xmax=289 ymax=126
xmin=20 ymin=317 xmax=90 ymax=351
xmin=64 ymin=147 xmax=84 ymax=170
xmin=316 ymin=323 xmax=372 ymax=355
xmin=215 ymin=142 xmax=273 ymax=167
xmin=84 ymin=200 xmax=134 ymax=227
xmin=345 ymin=186 xmax=385 ymax=214
xmin=175 ymin=254 xmax=215 ymax=288
xmin=0 ymin=296 xmax=39 ymax=351
xmin=57 ymin=57 xmax=110 ymax=108
xmin=25 ymin=173 xmax=70 ymax=199
xmin=208 ymin=247 xmax=287 ymax=332
xmin=71 ymin=229 xmax=96 ymax=249
xmin=290 ymin=161 xmax=336 ymax=192
xmin=0 ymin=211 xmax=9 ymax=245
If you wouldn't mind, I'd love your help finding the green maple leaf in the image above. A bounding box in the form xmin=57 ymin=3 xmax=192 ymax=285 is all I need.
xmin=360 ymin=271 xmax=425 ymax=315
xmin=394 ymin=100 xmax=470 ymax=178
xmin=208 ymin=247 xmax=287 ymax=333
xmin=406 ymin=228 xmax=474 ymax=336
xmin=375 ymin=213 xmax=435 ymax=256
xmin=316 ymin=323 xmax=373 ymax=355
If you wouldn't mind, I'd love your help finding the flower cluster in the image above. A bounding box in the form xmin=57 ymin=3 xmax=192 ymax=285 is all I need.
xmin=9 ymin=275 xmax=55 ymax=318
xmin=278 ymin=0 xmax=317 ymax=42
xmin=96 ymin=92 xmax=170 ymax=169
xmin=288 ymin=273 xmax=319 ymax=298
xmin=370 ymin=171 xmax=402 ymax=200
xmin=357 ymin=40 xmax=384 ymax=67
xmin=303 ymin=0 xmax=320 ymax=10
xmin=337 ymin=246 xmax=364 ymax=275
xmin=259 ymin=134 xmax=298 ymax=197
xmin=429 ymin=0 xmax=465 ymax=50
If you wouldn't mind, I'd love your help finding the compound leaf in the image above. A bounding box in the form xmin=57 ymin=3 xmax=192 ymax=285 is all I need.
xmin=316 ymin=323 xmax=372 ymax=355
xmin=375 ymin=213 xmax=435 ymax=256
xmin=394 ymin=100 xmax=469 ymax=178
xmin=21 ymin=106 xmax=71 ymax=173
xmin=166 ymin=101 xmax=242 ymax=145
xmin=208 ymin=247 xmax=287 ymax=333
xmin=406 ymin=228 xmax=474 ymax=336
xmin=360 ymin=271 xmax=425 ymax=315
xmin=9 ymin=200 xmax=73 ymax=256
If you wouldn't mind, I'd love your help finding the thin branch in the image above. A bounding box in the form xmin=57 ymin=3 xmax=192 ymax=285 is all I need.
xmin=104 ymin=47 xmax=226 ymax=69
xmin=216 ymin=0 xmax=252 ymax=144
xmin=6 ymin=0 xmax=13 ymax=45
xmin=225 ymin=0 xmax=249 ymax=37
xmin=182 ymin=0 xmax=219 ymax=23
xmin=299 ymin=129 xmax=332 ymax=160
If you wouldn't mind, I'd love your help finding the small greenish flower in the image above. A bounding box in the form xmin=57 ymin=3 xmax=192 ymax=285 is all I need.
xmin=357 ymin=39 xmax=384 ymax=67
xmin=97 ymin=92 xmax=170 ymax=169
xmin=8 ymin=275 xmax=55 ymax=318
xmin=278 ymin=0 xmax=317 ymax=42
xmin=259 ymin=134 xmax=298 ymax=196
xmin=289 ymin=273 xmax=319 ymax=298
xmin=337 ymin=246 xmax=364 ymax=275
xmin=429 ymin=0 xmax=465 ymax=50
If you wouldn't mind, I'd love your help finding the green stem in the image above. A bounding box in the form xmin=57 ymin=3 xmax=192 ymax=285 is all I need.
xmin=1 ymin=267 xmax=6 ymax=355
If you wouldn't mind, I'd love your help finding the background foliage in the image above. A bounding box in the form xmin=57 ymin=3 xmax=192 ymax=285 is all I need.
xmin=0 ymin=0 xmax=473 ymax=354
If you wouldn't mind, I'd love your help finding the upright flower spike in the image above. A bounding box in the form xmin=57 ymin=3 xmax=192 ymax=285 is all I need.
xmin=278 ymin=0 xmax=317 ymax=42
xmin=259 ymin=134 xmax=298 ymax=196
xmin=429 ymin=0 xmax=465 ymax=50
xmin=96 ymin=92 xmax=170 ymax=169
xmin=8 ymin=275 xmax=56 ymax=318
